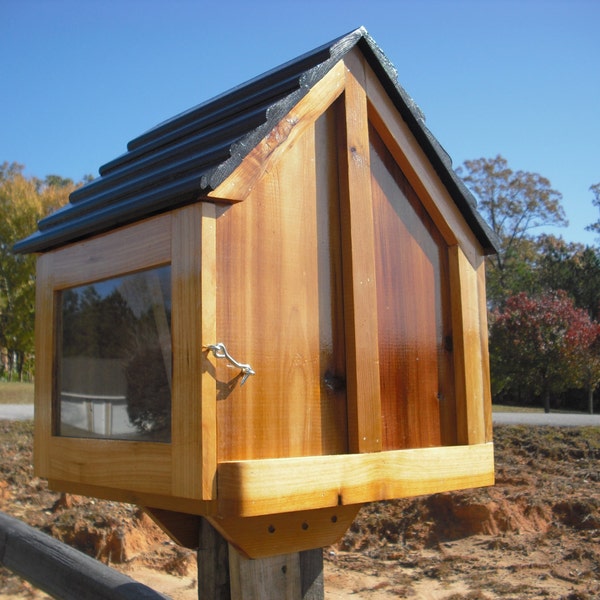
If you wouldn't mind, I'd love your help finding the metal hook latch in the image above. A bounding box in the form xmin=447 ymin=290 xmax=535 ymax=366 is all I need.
xmin=204 ymin=343 xmax=255 ymax=386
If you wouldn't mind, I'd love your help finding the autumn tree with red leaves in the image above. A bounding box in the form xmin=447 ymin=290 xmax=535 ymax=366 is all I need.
xmin=567 ymin=315 xmax=600 ymax=414
xmin=490 ymin=291 xmax=600 ymax=413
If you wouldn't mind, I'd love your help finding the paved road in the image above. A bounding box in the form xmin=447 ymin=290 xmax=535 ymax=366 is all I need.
xmin=493 ymin=411 xmax=600 ymax=427
xmin=0 ymin=404 xmax=34 ymax=420
xmin=1 ymin=404 xmax=599 ymax=426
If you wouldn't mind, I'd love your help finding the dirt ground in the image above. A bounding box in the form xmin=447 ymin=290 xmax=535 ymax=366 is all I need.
xmin=1 ymin=420 xmax=598 ymax=599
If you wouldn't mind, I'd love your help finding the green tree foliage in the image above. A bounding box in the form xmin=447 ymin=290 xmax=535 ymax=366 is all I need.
xmin=490 ymin=291 xmax=600 ymax=413
xmin=0 ymin=162 xmax=73 ymax=380
xmin=586 ymin=182 xmax=600 ymax=239
xmin=457 ymin=155 xmax=567 ymax=307
xmin=535 ymin=235 xmax=600 ymax=321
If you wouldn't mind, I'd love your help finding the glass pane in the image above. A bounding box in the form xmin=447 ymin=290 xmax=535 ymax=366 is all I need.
xmin=57 ymin=266 xmax=172 ymax=442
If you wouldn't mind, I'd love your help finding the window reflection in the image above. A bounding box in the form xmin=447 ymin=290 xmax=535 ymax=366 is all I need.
xmin=57 ymin=266 xmax=172 ymax=442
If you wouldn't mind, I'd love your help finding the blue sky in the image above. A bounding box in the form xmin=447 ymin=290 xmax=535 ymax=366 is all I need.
xmin=3 ymin=0 xmax=599 ymax=245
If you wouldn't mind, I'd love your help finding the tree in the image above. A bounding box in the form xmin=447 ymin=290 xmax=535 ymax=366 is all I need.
xmin=457 ymin=156 xmax=567 ymax=307
xmin=565 ymin=313 xmax=600 ymax=414
xmin=490 ymin=291 xmax=598 ymax=413
xmin=535 ymin=235 xmax=600 ymax=321
xmin=0 ymin=163 xmax=73 ymax=379
xmin=586 ymin=182 xmax=600 ymax=239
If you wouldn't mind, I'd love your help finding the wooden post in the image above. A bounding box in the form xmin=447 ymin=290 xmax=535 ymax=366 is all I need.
xmin=198 ymin=519 xmax=231 ymax=600
xmin=197 ymin=519 xmax=324 ymax=600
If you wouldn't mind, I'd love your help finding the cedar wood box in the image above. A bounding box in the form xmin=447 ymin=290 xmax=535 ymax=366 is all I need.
xmin=15 ymin=28 xmax=498 ymax=558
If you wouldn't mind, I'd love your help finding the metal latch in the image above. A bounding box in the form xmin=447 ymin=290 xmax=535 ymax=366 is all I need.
xmin=204 ymin=343 xmax=255 ymax=386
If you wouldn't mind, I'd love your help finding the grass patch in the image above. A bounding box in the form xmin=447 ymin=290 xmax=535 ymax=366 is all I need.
xmin=492 ymin=404 xmax=543 ymax=413
xmin=493 ymin=403 xmax=594 ymax=415
xmin=0 ymin=381 xmax=34 ymax=404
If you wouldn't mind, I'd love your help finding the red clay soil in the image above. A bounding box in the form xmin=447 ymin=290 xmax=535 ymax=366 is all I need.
xmin=1 ymin=420 xmax=599 ymax=599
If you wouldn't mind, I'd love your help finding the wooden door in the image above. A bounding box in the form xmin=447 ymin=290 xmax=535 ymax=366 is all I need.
xmin=215 ymin=106 xmax=348 ymax=461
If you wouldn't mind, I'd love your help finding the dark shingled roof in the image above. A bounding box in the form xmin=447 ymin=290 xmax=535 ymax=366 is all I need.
xmin=15 ymin=27 xmax=498 ymax=254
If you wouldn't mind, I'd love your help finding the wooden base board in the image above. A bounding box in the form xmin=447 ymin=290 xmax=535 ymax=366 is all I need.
xmin=207 ymin=505 xmax=361 ymax=559
xmin=144 ymin=505 xmax=360 ymax=559
xmin=218 ymin=443 xmax=495 ymax=516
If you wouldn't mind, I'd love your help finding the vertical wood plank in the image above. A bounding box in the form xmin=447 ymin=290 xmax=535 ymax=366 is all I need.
xmin=314 ymin=103 xmax=349 ymax=454
xmin=339 ymin=51 xmax=382 ymax=453
xmin=477 ymin=258 xmax=494 ymax=443
xmin=201 ymin=203 xmax=218 ymax=495
xmin=33 ymin=253 xmax=54 ymax=477
xmin=449 ymin=245 xmax=486 ymax=445
xmin=172 ymin=203 xmax=217 ymax=500
xmin=229 ymin=547 xmax=302 ymax=600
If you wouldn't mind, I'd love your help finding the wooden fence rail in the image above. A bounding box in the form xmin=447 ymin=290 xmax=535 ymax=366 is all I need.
xmin=0 ymin=510 xmax=170 ymax=600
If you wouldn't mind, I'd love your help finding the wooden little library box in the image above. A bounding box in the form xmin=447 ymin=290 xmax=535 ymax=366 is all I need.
xmin=16 ymin=28 xmax=497 ymax=558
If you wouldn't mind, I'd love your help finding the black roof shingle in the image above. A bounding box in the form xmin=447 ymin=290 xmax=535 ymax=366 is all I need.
xmin=15 ymin=27 xmax=498 ymax=254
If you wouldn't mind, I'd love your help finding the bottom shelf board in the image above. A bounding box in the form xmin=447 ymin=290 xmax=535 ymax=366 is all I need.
xmin=218 ymin=442 xmax=495 ymax=517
